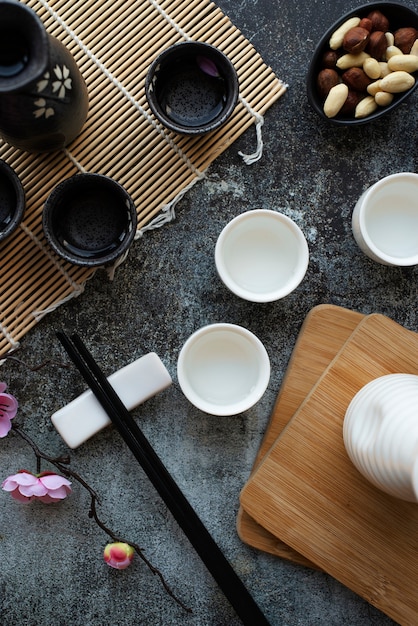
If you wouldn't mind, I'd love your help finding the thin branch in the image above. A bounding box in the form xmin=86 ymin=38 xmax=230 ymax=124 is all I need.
xmin=1 ymin=350 xmax=71 ymax=371
xmin=9 ymin=424 xmax=191 ymax=613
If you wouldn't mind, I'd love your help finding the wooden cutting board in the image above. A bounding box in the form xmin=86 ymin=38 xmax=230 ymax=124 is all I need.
xmin=237 ymin=304 xmax=365 ymax=567
xmin=240 ymin=313 xmax=418 ymax=626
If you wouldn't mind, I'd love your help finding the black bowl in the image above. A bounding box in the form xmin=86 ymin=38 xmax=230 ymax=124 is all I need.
xmin=0 ymin=159 xmax=25 ymax=243
xmin=42 ymin=174 xmax=137 ymax=267
xmin=307 ymin=2 xmax=418 ymax=125
xmin=145 ymin=41 xmax=239 ymax=135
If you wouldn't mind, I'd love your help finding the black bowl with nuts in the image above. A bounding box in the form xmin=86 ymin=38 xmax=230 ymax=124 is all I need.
xmin=307 ymin=2 xmax=418 ymax=125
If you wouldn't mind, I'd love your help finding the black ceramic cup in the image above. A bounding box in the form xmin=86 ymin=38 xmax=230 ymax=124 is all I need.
xmin=42 ymin=173 xmax=137 ymax=267
xmin=0 ymin=159 xmax=25 ymax=243
xmin=145 ymin=41 xmax=239 ymax=135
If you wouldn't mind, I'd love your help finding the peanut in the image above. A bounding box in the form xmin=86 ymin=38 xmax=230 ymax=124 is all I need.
xmin=329 ymin=17 xmax=361 ymax=50
xmin=336 ymin=51 xmax=370 ymax=70
xmin=323 ymin=83 xmax=349 ymax=117
xmin=378 ymin=62 xmax=391 ymax=77
xmin=367 ymin=80 xmax=382 ymax=96
xmin=363 ymin=57 xmax=381 ymax=79
xmin=355 ymin=95 xmax=378 ymax=118
xmin=411 ymin=39 xmax=418 ymax=57
xmin=317 ymin=10 xmax=418 ymax=121
xmin=385 ymin=32 xmax=395 ymax=47
xmin=385 ymin=45 xmax=403 ymax=59
xmin=375 ymin=91 xmax=394 ymax=106
xmin=387 ymin=54 xmax=418 ymax=73
xmin=380 ymin=70 xmax=415 ymax=93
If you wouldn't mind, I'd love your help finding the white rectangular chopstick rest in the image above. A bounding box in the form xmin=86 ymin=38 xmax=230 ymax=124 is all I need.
xmin=51 ymin=352 xmax=172 ymax=449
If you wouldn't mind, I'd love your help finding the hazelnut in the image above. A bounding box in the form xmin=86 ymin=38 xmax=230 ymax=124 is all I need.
xmin=317 ymin=68 xmax=340 ymax=99
xmin=394 ymin=27 xmax=418 ymax=54
xmin=340 ymin=90 xmax=362 ymax=115
xmin=359 ymin=18 xmax=373 ymax=32
xmin=343 ymin=26 xmax=370 ymax=54
xmin=322 ymin=50 xmax=339 ymax=69
xmin=342 ymin=67 xmax=372 ymax=91
xmin=366 ymin=10 xmax=390 ymax=33
xmin=367 ymin=31 xmax=387 ymax=60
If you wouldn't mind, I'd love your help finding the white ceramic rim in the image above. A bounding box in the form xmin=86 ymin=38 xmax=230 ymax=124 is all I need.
xmin=214 ymin=209 xmax=309 ymax=302
xmin=177 ymin=323 xmax=270 ymax=415
xmin=356 ymin=172 xmax=418 ymax=266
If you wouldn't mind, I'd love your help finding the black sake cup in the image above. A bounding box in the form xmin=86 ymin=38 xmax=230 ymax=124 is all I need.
xmin=145 ymin=41 xmax=239 ymax=135
xmin=42 ymin=173 xmax=137 ymax=267
xmin=0 ymin=159 xmax=25 ymax=243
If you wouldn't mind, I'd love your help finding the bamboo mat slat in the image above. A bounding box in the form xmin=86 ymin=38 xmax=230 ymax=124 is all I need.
xmin=0 ymin=0 xmax=286 ymax=356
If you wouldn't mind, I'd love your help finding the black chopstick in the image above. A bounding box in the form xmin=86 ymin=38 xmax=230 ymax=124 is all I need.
xmin=57 ymin=331 xmax=271 ymax=626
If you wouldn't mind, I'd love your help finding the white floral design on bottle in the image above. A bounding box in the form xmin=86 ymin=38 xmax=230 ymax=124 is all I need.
xmin=33 ymin=65 xmax=72 ymax=118
xmin=33 ymin=98 xmax=54 ymax=119
xmin=52 ymin=65 xmax=72 ymax=98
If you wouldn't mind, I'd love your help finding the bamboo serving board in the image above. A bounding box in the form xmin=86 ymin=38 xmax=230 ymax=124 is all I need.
xmin=237 ymin=305 xmax=365 ymax=567
xmin=240 ymin=313 xmax=418 ymax=626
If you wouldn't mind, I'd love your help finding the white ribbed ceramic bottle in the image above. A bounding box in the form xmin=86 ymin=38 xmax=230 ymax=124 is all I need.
xmin=343 ymin=374 xmax=418 ymax=503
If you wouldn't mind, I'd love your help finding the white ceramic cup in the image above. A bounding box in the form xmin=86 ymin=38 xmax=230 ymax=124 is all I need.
xmin=177 ymin=323 xmax=270 ymax=415
xmin=352 ymin=172 xmax=418 ymax=266
xmin=215 ymin=209 xmax=309 ymax=303
xmin=343 ymin=374 xmax=418 ymax=503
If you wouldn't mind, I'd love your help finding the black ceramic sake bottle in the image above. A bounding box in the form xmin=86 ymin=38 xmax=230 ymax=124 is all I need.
xmin=0 ymin=0 xmax=88 ymax=152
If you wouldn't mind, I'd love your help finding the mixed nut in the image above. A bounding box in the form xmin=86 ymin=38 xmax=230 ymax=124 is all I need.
xmin=317 ymin=9 xmax=418 ymax=119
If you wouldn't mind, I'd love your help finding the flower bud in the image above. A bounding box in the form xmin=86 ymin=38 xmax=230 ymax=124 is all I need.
xmin=103 ymin=542 xmax=135 ymax=570
xmin=0 ymin=382 xmax=18 ymax=438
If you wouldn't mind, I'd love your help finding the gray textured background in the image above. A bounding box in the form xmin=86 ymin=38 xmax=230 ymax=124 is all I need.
xmin=1 ymin=0 xmax=417 ymax=624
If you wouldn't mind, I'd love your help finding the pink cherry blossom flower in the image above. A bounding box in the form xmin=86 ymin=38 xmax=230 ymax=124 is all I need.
xmin=104 ymin=542 xmax=135 ymax=570
xmin=0 ymin=382 xmax=18 ymax=438
xmin=1 ymin=470 xmax=72 ymax=503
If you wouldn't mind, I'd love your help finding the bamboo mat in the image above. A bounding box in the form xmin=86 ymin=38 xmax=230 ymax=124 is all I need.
xmin=0 ymin=0 xmax=286 ymax=357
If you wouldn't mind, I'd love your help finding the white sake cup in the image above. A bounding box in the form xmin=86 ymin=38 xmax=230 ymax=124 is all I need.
xmin=215 ymin=209 xmax=309 ymax=303
xmin=352 ymin=172 xmax=418 ymax=266
xmin=177 ymin=323 xmax=270 ymax=415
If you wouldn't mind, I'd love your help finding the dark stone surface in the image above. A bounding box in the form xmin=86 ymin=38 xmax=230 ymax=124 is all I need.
xmin=1 ymin=1 xmax=417 ymax=624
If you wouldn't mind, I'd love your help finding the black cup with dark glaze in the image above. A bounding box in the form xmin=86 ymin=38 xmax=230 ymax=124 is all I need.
xmin=145 ymin=41 xmax=239 ymax=135
xmin=42 ymin=174 xmax=137 ymax=267
xmin=0 ymin=159 xmax=25 ymax=243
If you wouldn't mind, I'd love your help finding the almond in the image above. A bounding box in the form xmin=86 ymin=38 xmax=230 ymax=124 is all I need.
xmin=322 ymin=50 xmax=339 ymax=69
xmin=366 ymin=10 xmax=389 ymax=33
xmin=394 ymin=27 xmax=418 ymax=54
xmin=342 ymin=67 xmax=371 ymax=91
xmin=343 ymin=26 xmax=370 ymax=54
xmin=317 ymin=68 xmax=340 ymax=99
xmin=329 ymin=16 xmax=361 ymax=50
xmin=359 ymin=17 xmax=373 ymax=32
xmin=367 ymin=31 xmax=387 ymax=60
xmin=340 ymin=90 xmax=362 ymax=115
